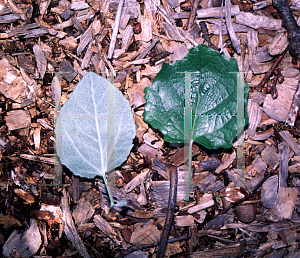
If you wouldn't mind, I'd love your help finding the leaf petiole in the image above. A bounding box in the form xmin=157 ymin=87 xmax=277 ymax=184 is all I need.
xmin=184 ymin=139 xmax=193 ymax=201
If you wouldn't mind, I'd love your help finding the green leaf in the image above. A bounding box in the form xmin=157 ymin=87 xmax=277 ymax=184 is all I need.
xmin=55 ymin=72 xmax=136 ymax=206
xmin=144 ymin=44 xmax=248 ymax=149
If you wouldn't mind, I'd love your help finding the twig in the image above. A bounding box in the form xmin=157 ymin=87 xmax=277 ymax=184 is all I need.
xmin=199 ymin=21 xmax=217 ymax=50
xmin=273 ymin=0 xmax=300 ymax=59
xmin=107 ymin=0 xmax=125 ymax=59
xmin=186 ymin=0 xmax=201 ymax=31
xmin=265 ymin=68 xmax=279 ymax=99
xmin=217 ymin=163 xmax=278 ymax=216
xmin=255 ymin=48 xmax=287 ymax=91
xmin=157 ymin=165 xmax=178 ymax=258
xmin=119 ymin=234 xmax=188 ymax=257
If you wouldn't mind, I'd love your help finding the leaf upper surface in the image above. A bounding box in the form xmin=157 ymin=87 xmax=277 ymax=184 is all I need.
xmin=144 ymin=44 xmax=248 ymax=149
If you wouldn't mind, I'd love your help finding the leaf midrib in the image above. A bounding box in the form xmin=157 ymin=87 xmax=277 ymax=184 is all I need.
xmin=91 ymin=78 xmax=106 ymax=175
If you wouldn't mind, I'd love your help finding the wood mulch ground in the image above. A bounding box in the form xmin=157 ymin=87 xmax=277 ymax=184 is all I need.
xmin=1 ymin=0 xmax=300 ymax=257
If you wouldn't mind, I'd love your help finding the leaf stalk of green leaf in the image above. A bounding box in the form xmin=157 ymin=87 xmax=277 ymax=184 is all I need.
xmin=184 ymin=139 xmax=193 ymax=201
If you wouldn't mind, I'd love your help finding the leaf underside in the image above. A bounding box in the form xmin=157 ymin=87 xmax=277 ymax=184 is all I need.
xmin=144 ymin=44 xmax=248 ymax=149
xmin=55 ymin=72 xmax=136 ymax=179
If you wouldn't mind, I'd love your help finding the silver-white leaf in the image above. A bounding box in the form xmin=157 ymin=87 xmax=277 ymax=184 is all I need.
xmin=55 ymin=72 xmax=136 ymax=179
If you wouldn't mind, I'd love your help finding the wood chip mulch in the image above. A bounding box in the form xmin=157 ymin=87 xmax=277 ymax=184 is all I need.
xmin=1 ymin=0 xmax=300 ymax=257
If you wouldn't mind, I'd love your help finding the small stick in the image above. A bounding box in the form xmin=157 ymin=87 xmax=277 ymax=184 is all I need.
xmin=199 ymin=21 xmax=217 ymax=50
xmin=255 ymin=48 xmax=287 ymax=91
xmin=266 ymin=68 xmax=279 ymax=99
xmin=273 ymin=0 xmax=300 ymax=59
xmin=107 ymin=0 xmax=125 ymax=59
xmin=270 ymin=78 xmax=278 ymax=99
xmin=157 ymin=165 xmax=178 ymax=258
xmin=186 ymin=0 xmax=201 ymax=31
xmin=119 ymin=234 xmax=188 ymax=257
